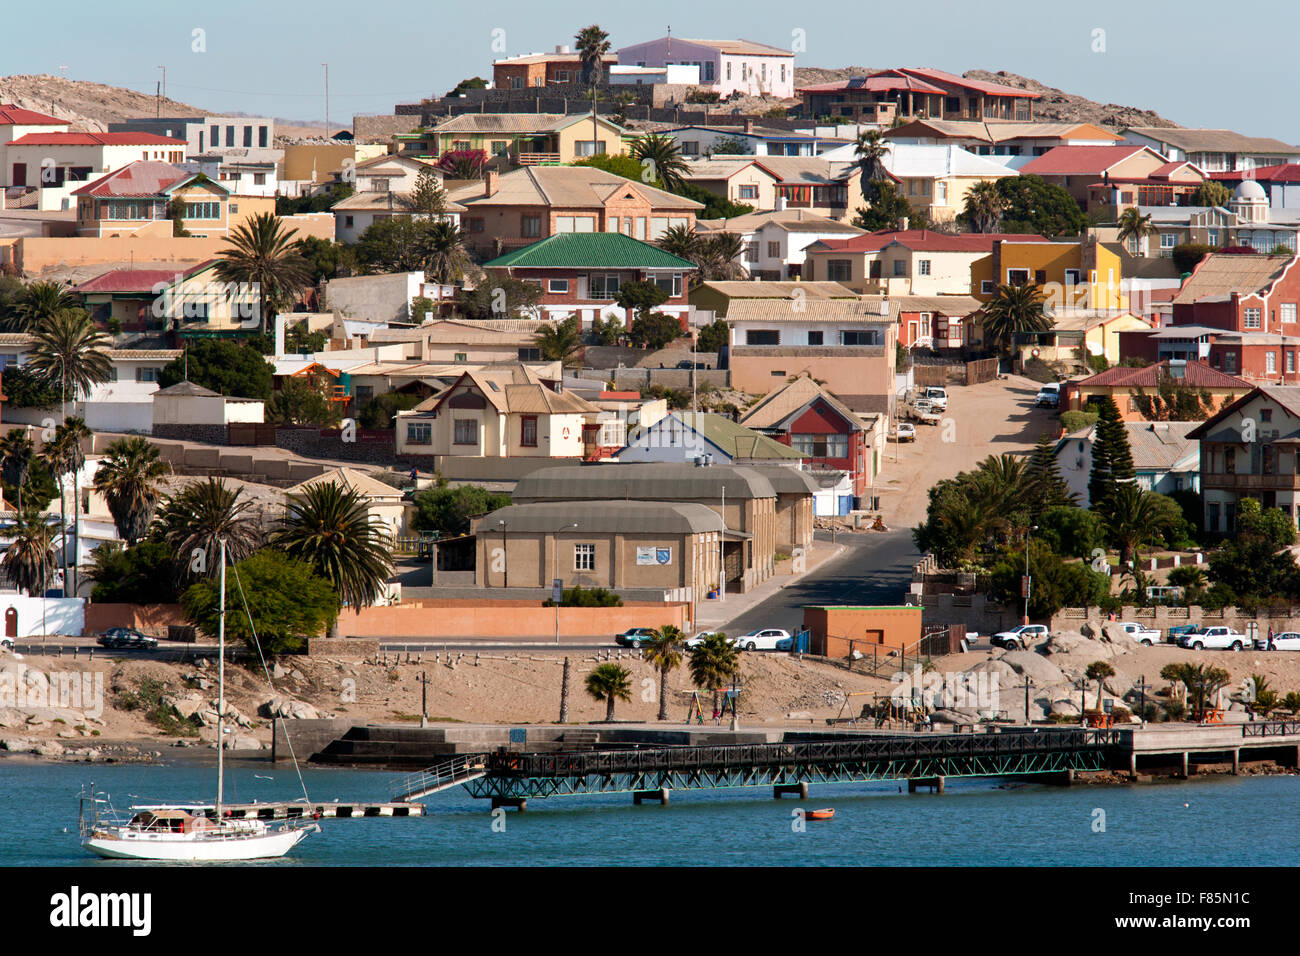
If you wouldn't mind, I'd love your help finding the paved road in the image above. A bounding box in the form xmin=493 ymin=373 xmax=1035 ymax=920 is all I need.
xmin=719 ymin=529 xmax=920 ymax=636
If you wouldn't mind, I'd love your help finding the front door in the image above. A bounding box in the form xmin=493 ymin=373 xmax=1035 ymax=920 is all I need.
xmin=5 ymin=607 xmax=16 ymax=638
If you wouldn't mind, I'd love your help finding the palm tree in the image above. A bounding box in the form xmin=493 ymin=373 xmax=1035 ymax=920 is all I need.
xmin=584 ymin=662 xmax=631 ymax=722
xmin=1102 ymin=484 xmax=1166 ymax=569
xmin=979 ymin=282 xmax=1050 ymax=355
xmin=963 ymin=180 xmax=1006 ymax=233
xmin=656 ymin=224 xmax=700 ymax=262
xmin=271 ymin=480 xmax=394 ymax=636
xmin=422 ymin=220 xmax=472 ymax=284
xmin=644 ymin=626 xmax=685 ymax=721
xmin=688 ymin=632 xmax=740 ymax=714
xmin=699 ymin=233 xmax=747 ymax=280
xmin=9 ymin=280 xmax=79 ymax=332
xmin=214 ymin=213 xmax=313 ymax=335
xmin=93 ymin=436 xmax=168 ymax=545
xmin=156 ymin=477 xmax=261 ymax=582
xmin=573 ymin=24 xmax=611 ymax=85
xmin=25 ymin=309 xmax=113 ymax=418
xmin=43 ymin=417 xmax=90 ymax=596
xmin=533 ymin=316 xmax=582 ymax=364
xmin=629 ymin=132 xmax=689 ymax=192
xmin=853 ymin=129 xmax=891 ymax=185
xmin=1 ymin=506 xmax=58 ymax=597
xmin=1116 ymin=207 xmax=1157 ymax=258
xmin=0 ymin=429 xmax=35 ymax=514
xmin=1085 ymin=660 xmax=1115 ymax=712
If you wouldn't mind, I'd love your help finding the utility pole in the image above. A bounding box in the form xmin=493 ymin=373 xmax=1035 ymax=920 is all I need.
xmin=559 ymin=657 xmax=571 ymax=723
xmin=321 ymin=63 xmax=330 ymax=137
xmin=419 ymin=670 xmax=430 ymax=727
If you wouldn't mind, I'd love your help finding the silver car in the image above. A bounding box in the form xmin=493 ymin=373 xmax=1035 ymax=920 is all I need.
xmin=1257 ymin=631 xmax=1300 ymax=651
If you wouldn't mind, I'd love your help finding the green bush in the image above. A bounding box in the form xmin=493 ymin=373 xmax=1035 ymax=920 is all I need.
xmin=544 ymin=585 xmax=623 ymax=607
xmin=1059 ymin=410 xmax=1099 ymax=433
xmin=116 ymin=678 xmax=200 ymax=736
xmin=1036 ymin=506 xmax=1105 ymax=559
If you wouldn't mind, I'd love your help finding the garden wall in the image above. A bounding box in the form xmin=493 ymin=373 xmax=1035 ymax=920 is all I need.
xmin=340 ymin=600 xmax=691 ymax=639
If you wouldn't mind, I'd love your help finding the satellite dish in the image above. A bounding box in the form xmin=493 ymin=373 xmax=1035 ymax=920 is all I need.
xmin=1032 ymin=348 xmax=1041 ymax=357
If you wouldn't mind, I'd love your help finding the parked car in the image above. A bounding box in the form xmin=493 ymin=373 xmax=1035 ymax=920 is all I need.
xmin=1166 ymin=624 xmax=1199 ymax=645
xmin=1114 ymin=621 xmax=1162 ymax=646
xmin=614 ymin=627 xmax=660 ymax=648
xmin=1035 ymin=383 xmax=1061 ymax=408
xmin=922 ymin=387 xmax=948 ymax=412
xmin=1178 ymin=626 xmax=1249 ymax=651
xmin=685 ymin=632 xmax=739 ymax=649
xmin=732 ymin=628 xmax=793 ymax=651
xmin=990 ymin=624 xmax=1048 ymax=650
xmin=896 ymin=422 xmax=916 ymax=442
xmin=675 ymin=360 xmax=710 ymax=370
xmin=1256 ymin=631 xmax=1300 ymax=651
xmin=909 ymin=400 xmax=941 ymax=425
xmin=96 ymin=627 xmax=158 ymax=650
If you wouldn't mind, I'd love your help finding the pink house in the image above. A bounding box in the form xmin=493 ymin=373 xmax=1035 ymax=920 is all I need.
xmin=615 ymin=37 xmax=794 ymax=99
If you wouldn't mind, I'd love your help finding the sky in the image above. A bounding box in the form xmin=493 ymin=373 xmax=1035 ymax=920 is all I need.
xmin=7 ymin=0 xmax=1300 ymax=143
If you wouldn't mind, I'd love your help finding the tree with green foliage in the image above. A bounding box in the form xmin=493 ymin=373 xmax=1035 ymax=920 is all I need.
xmin=1085 ymin=661 xmax=1115 ymax=711
xmin=980 ymin=282 xmax=1050 ymax=354
xmin=644 ymin=626 xmax=685 ymax=721
xmin=0 ymin=429 xmax=35 ymax=514
xmin=412 ymin=480 xmax=511 ymax=536
xmin=1059 ymin=409 xmax=1099 ymax=433
xmin=43 ymin=416 xmax=91 ymax=592
xmin=615 ymin=279 xmax=669 ymax=321
xmin=688 ymin=632 xmax=741 ymax=714
xmin=1190 ymin=181 xmax=1232 ymax=209
xmin=1116 ymin=207 xmax=1157 ymax=257
xmin=267 ymin=369 xmax=341 ymax=426
xmin=455 ymin=276 xmax=542 ymax=321
xmin=298 ymin=236 xmax=356 ymax=283
xmin=183 ymin=549 xmax=338 ymax=656
xmin=589 ymin=314 xmax=624 ymax=346
xmin=158 ymin=340 xmax=274 ymax=399
xmin=851 ymin=179 xmax=918 ymax=232
xmin=534 ymin=316 xmax=583 ymax=364
xmin=696 ymin=319 xmax=729 ymax=355
xmin=1171 ymin=243 xmax=1215 ymax=275
xmin=214 ymin=213 xmax=313 ymax=335
xmin=0 ymin=505 xmax=59 ymax=597
xmin=1023 ymin=433 xmax=1075 ymax=519
xmin=1239 ymin=495 xmax=1298 ymax=547
xmin=276 ymin=183 xmax=353 ymax=216
xmin=630 ymin=311 xmax=683 ymax=350
xmin=1087 ymin=396 xmax=1134 ymax=511
xmin=914 ymin=455 xmax=1033 ymax=567
xmin=446 ymin=76 xmax=488 ymax=98
xmin=26 ymin=309 xmax=114 ymax=417
xmin=628 ymin=131 xmax=689 ymax=191
xmin=156 ymin=477 xmax=262 ymax=583
xmin=93 ymin=436 xmax=168 ymax=546
xmin=1102 ymin=484 xmax=1178 ymax=568
xmin=0 ymin=275 xmax=26 ymax=331
xmin=989 ymin=540 xmax=1111 ymax=619
xmin=671 ymin=180 xmax=755 ymax=220
xmin=410 ymin=166 xmax=447 ymax=218
xmin=358 ymin=391 xmax=422 ymax=429
xmin=574 ymin=24 xmax=611 ymax=85
xmin=282 ymin=319 xmax=329 ymax=355
xmin=994 ymin=174 xmax=1088 ymax=238
xmin=1035 ymin=505 xmax=1106 ymax=559
xmin=710 ymin=136 xmax=748 ymax=156
xmin=1160 ymin=662 xmax=1230 ymax=722
xmin=355 ymin=216 xmax=442 ymax=275
xmin=962 ymin=180 xmax=1007 ymax=233
xmin=853 ymin=129 xmax=890 ymax=185
xmin=584 ymin=662 xmax=631 ymax=721
xmin=573 ymin=152 xmax=660 ymax=185
xmin=1129 ymin=376 xmax=1217 ymax=421
xmin=1206 ymin=497 xmax=1299 ymax=604
xmin=9 ymin=280 xmax=80 ymax=332
xmin=0 ymin=365 xmax=60 ymax=409
xmin=87 ymin=540 xmax=179 ymax=604
xmin=544 ymin=585 xmax=623 ymax=607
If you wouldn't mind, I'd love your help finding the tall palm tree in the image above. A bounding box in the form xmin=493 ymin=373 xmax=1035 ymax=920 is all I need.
xmin=979 ymin=282 xmax=1050 ymax=355
xmin=963 ymin=180 xmax=1006 ymax=233
xmin=1 ymin=506 xmax=58 ymax=597
xmin=156 ymin=477 xmax=262 ymax=582
xmin=1116 ymin=207 xmax=1157 ymax=258
xmin=93 ymin=436 xmax=168 ymax=545
xmin=853 ymin=129 xmax=891 ymax=185
xmin=47 ymin=417 xmax=90 ymax=596
xmin=9 ymin=280 xmax=79 ymax=332
xmin=0 ymin=429 xmax=35 ymax=514
xmin=573 ymin=24 xmax=611 ymax=85
xmin=1102 ymin=483 xmax=1167 ymax=570
xmin=271 ymin=480 xmax=394 ymax=636
xmin=699 ymin=233 xmax=747 ymax=280
xmin=422 ymin=220 xmax=472 ymax=284
xmin=644 ymin=626 xmax=685 ymax=721
xmin=25 ymin=309 xmax=113 ymax=418
xmin=688 ymin=632 xmax=740 ymax=714
xmin=656 ymin=224 xmax=700 ymax=262
xmin=629 ymin=132 xmax=689 ymax=192
xmin=584 ymin=662 xmax=631 ymax=722
xmin=533 ymin=316 xmax=582 ymax=364
xmin=214 ymin=213 xmax=314 ymax=335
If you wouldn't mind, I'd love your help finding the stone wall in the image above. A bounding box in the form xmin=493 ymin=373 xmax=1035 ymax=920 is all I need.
xmin=153 ymin=423 xmax=230 ymax=445
xmin=353 ymin=113 xmax=420 ymax=141
xmin=273 ymin=426 xmax=397 ymax=464
xmin=304 ymin=638 xmax=381 ymax=658
xmin=612 ymin=368 xmax=730 ymax=391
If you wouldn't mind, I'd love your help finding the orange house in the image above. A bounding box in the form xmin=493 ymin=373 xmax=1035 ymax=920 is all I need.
xmin=802 ymin=605 xmax=922 ymax=657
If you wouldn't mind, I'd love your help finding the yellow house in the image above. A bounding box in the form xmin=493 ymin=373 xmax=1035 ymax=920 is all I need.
xmin=1002 ymin=311 xmax=1152 ymax=369
xmin=430 ymin=112 xmax=629 ymax=166
xmin=971 ymin=238 xmax=1127 ymax=312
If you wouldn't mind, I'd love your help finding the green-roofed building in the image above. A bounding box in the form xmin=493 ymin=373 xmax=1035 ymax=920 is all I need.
xmin=617 ymin=411 xmax=805 ymax=465
xmin=481 ymin=232 xmax=697 ymax=331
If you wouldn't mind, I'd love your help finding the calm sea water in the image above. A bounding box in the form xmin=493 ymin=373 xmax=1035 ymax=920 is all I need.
xmin=3 ymin=758 xmax=1296 ymax=866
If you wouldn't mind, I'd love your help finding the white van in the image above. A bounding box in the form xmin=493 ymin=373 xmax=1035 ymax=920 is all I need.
xmin=922 ymin=387 xmax=948 ymax=411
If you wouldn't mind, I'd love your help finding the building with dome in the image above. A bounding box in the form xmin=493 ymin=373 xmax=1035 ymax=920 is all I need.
xmin=1230 ymin=178 xmax=1300 ymax=253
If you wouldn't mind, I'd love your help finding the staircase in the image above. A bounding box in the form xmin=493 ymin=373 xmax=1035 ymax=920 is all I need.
xmin=391 ymin=754 xmax=488 ymax=801
xmin=310 ymin=726 xmax=469 ymax=770
xmin=560 ymin=729 xmax=599 ymax=750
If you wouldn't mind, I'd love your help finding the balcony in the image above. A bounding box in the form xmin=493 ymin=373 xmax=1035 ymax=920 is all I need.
xmin=1201 ymin=473 xmax=1300 ymax=492
xmin=518 ymin=152 xmax=561 ymax=166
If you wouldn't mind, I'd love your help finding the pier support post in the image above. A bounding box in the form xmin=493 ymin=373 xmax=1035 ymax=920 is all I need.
xmin=633 ymin=788 xmax=670 ymax=805
xmin=1181 ymin=752 xmax=1189 ymax=779
xmin=908 ymin=777 xmax=943 ymax=793
xmin=490 ymin=797 xmax=527 ymax=812
xmin=773 ymin=783 xmax=807 ymax=799
xmin=1232 ymin=748 xmax=1239 ymax=775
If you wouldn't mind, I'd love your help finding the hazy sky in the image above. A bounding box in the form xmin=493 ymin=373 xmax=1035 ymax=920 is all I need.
xmin=8 ymin=0 xmax=1299 ymax=142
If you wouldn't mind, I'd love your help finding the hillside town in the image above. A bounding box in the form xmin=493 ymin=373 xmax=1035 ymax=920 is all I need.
xmin=6 ymin=20 xmax=1300 ymax=774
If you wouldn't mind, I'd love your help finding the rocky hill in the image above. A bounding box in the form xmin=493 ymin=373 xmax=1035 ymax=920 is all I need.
xmin=0 ymin=74 xmax=205 ymax=131
xmin=793 ymin=66 xmax=1179 ymax=129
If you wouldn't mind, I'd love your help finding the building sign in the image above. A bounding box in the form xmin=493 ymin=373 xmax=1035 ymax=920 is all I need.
xmin=637 ymin=547 xmax=672 ymax=566
xmin=552 ymin=578 xmax=563 ymax=603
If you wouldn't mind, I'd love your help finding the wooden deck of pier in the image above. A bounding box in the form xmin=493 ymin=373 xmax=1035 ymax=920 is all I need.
xmin=210 ymin=801 xmax=424 ymax=820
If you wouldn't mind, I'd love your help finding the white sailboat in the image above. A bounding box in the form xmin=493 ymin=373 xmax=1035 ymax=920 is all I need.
xmin=80 ymin=539 xmax=318 ymax=861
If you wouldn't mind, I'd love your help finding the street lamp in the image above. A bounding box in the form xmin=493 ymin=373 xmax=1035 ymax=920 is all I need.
xmin=554 ymin=522 xmax=577 ymax=644
xmin=498 ymin=519 xmax=508 ymax=588
xmin=1022 ymin=524 xmax=1038 ymax=625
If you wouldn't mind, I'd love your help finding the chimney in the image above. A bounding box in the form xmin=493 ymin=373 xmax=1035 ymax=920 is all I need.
xmin=556 ymin=44 xmax=571 ymax=55
xmin=774 ymin=195 xmax=787 ymax=211
xmin=744 ymin=117 xmax=754 ymax=134
xmin=899 ymin=216 xmax=909 ymax=231
xmin=484 ymin=169 xmax=499 ymax=197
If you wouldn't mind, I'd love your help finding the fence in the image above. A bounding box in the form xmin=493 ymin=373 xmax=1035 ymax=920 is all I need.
xmin=912 ymin=357 xmax=999 ymax=387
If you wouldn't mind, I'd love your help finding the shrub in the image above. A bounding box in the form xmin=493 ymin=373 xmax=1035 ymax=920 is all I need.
xmin=544 ymin=585 xmax=623 ymax=607
xmin=1059 ymin=410 xmax=1099 ymax=433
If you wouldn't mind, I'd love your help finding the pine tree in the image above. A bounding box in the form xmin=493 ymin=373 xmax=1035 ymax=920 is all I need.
xmin=1088 ymin=397 xmax=1134 ymax=510
xmin=1024 ymin=433 xmax=1073 ymax=518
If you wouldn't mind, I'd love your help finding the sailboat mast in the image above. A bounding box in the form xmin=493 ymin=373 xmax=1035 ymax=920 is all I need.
xmin=216 ymin=538 xmax=226 ymax=818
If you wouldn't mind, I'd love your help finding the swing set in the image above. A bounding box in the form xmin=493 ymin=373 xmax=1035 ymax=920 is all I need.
xmin=686 ymin=688 xmax=740 ymax=724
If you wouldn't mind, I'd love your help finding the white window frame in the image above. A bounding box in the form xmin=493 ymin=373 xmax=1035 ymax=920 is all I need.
xmin=574 ymin=543 xmax=595 ymax=572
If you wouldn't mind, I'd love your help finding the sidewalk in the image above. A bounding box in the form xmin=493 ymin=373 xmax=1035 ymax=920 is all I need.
xmin=693 ymin=541 xmax=846 ymax=631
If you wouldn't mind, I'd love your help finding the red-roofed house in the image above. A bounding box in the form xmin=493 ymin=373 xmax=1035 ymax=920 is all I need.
xmin=798 ymin=67 xmax=1038 ymax=124
xmin=4 ymin=129 xmax=187 ymax=211
xmin=75 ymin=258 xmax=260 ymax=338
xmin=0 ymin=105 xmax=68 ymax=189
xmin=1061 ymin=360 xmax=1252 ymax=421
xmin=803 ymin=228 xmax=1049 ymax=295
xmin=72 ymin=161 xmax=233 ymax=237
xmin=1085 ymin=160 xmax=1207 ymax=217
xmin=1018 ymin=145 xmax=1169 ymax=210
xmin=1209 ymin=164 xmax=1300 ymax=210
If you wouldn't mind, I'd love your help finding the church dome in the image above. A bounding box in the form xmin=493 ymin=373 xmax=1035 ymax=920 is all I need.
xmin=1235 ymin=179 xmax=1267 ymax=201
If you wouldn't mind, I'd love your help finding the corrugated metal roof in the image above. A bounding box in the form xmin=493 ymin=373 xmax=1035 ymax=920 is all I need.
xmin=1125 ymin=127 xmax=1300 ymax=155
xmin=622 ymin=412 xmax=803 ymax=460
xmin=0 ymin=104 xmax=65 ymax=126
xmin=446 ymin=165 xmax=701 ymax=211
xmin=1173 ymin=253 xmax=1294 ymax=305
xmin=483 ymin=499 xmax=724 ymax=535
xmin=289 ymin=466 xmax=403 ymax=499
xmin=484 ymin=232 xmax=697 ymax=270
xmin=724 ymin=297 xmax=899 ymax=323
xmin=513 ymin=461 xmax=778 ymax=501
xmin=740 ymin=376 xmax=868 ymax=432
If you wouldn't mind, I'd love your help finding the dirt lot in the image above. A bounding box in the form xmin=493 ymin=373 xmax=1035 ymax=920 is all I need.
xmin=877 ymin=373 xmax=1057 ymax=528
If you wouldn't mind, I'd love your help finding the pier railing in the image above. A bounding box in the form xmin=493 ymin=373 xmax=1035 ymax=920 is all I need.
xmin=1242 ymin=719 xmax=1300 ymax=738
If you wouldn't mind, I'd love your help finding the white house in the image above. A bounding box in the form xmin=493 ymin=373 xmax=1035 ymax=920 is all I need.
xmin=3 ymin=131 xmax=187 ymax=210
xmin=616 ymin=37 xmax=795 ymax=99
xmin=1122 ymin=127 xmax=1300 ymax=174
xmin=331 ymin=155 xmax=461 ymax=243
xmin=1055 ymin=421 xmax=1200 ymax=507
xmin=696 ymin=208 xmax=865 ymax=280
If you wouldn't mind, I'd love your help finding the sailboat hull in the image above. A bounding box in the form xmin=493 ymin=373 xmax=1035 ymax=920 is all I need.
xmin=84 ymin=825 xmax=313 ymax=862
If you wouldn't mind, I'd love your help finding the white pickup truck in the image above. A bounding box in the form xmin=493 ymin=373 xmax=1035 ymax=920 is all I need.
xmin=1178 ymin=626 xmax=1249 ymax=651
xmin=1114 ymin=621 xmax=1162 ymax=646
